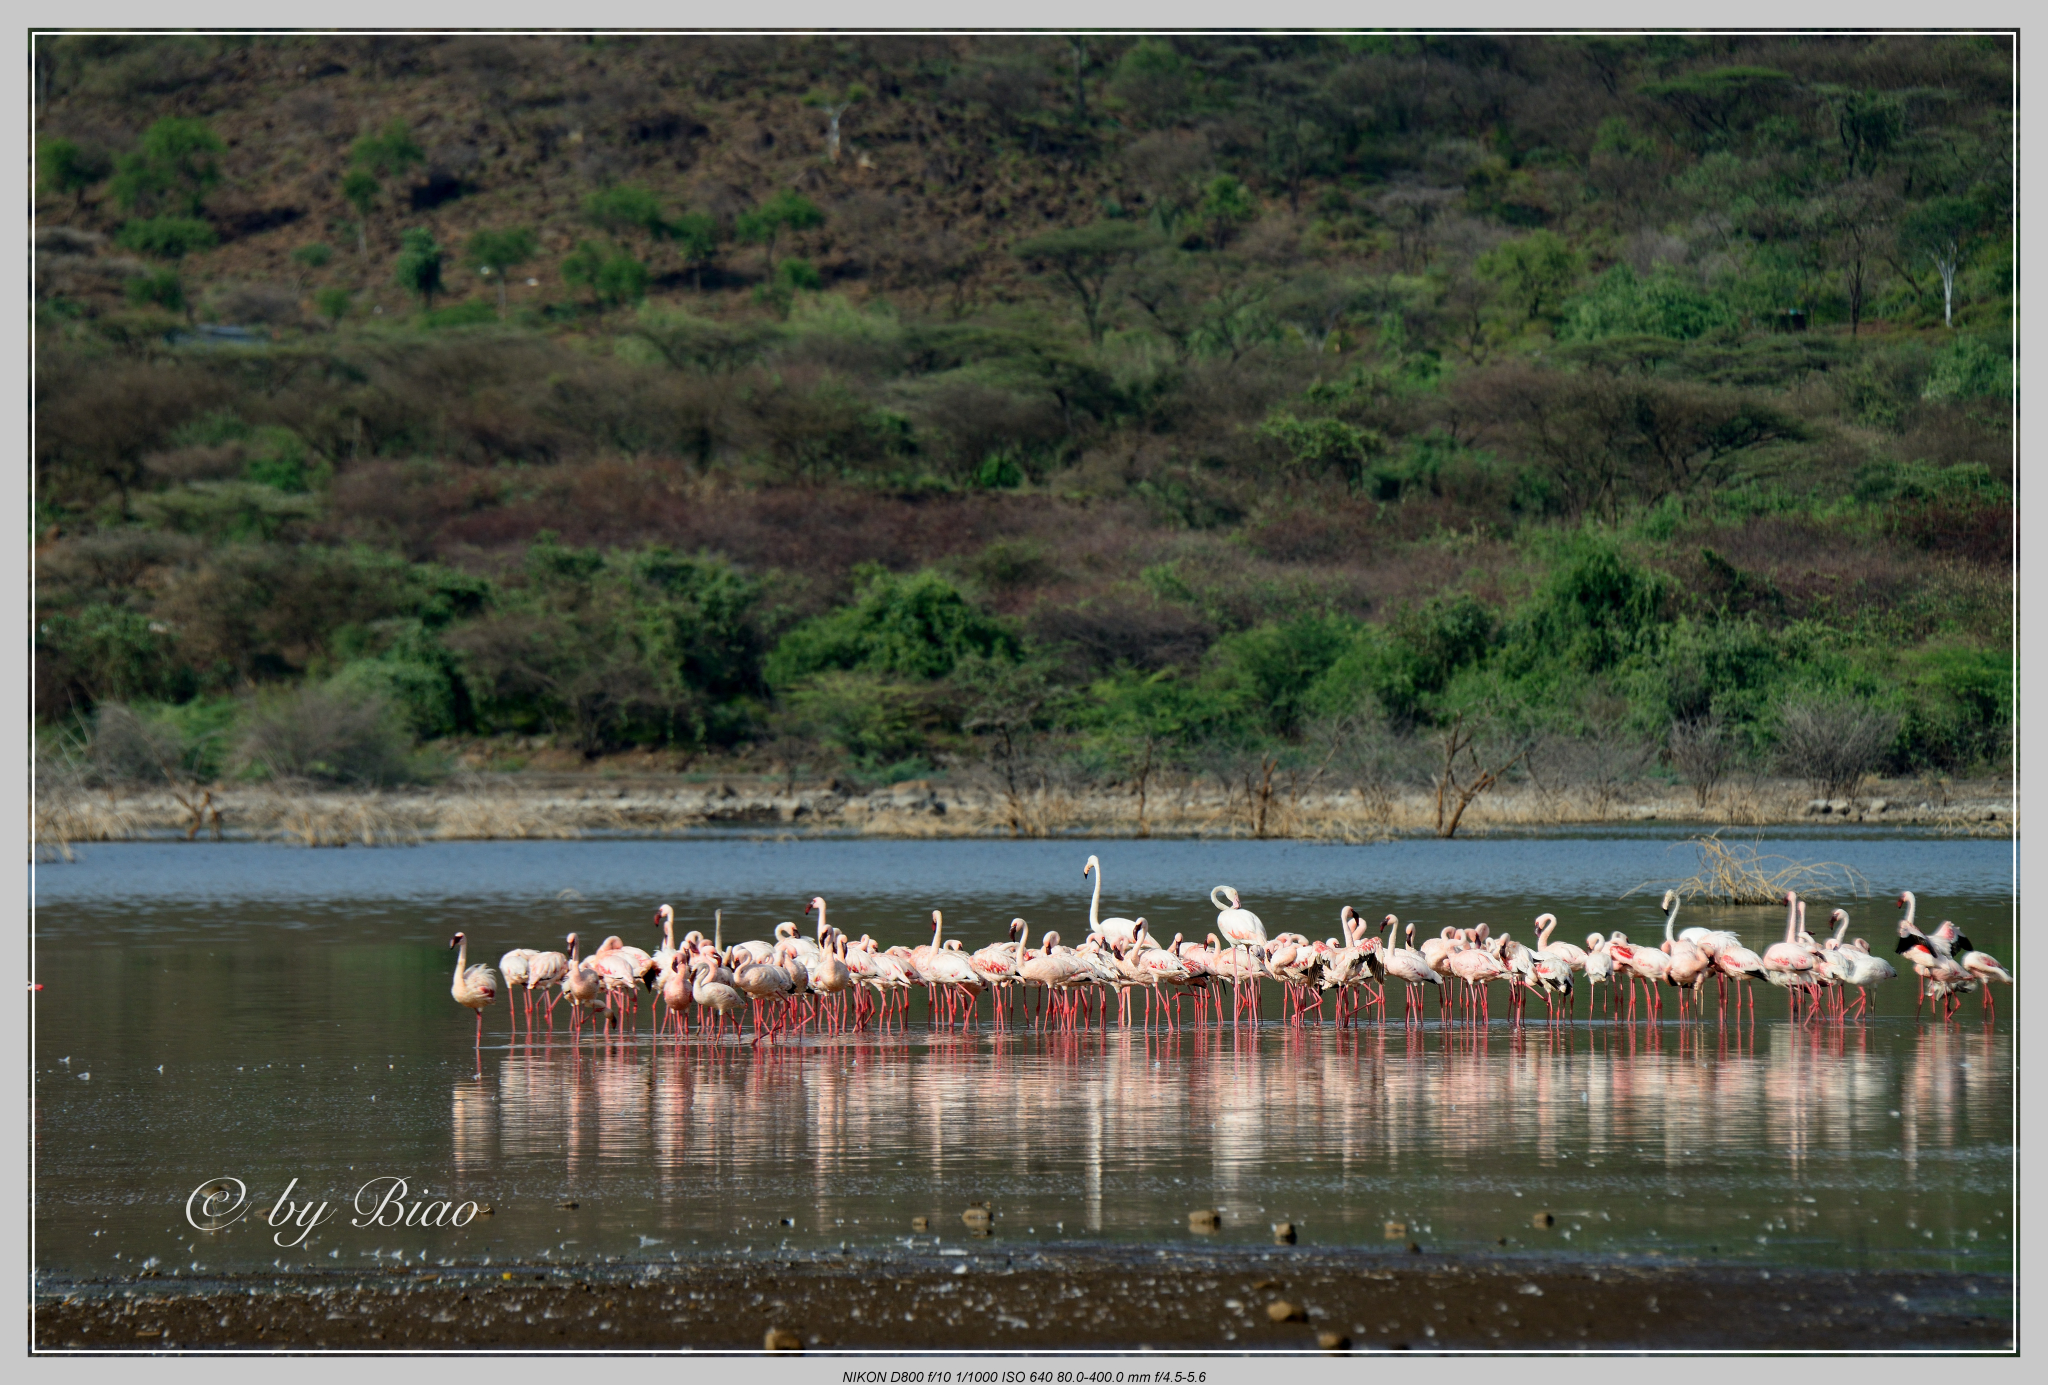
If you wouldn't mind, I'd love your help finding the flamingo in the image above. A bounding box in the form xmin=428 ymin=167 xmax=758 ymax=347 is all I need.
xmin=1212 ymin=886 xmax=1268 ymax=1020
xmin=1760 ymin=892 xmax=1821 ymax=1020
xmin=1659 ymin=891 xmax=1711 ymax=1014
xmin=1533 ymin=915 xmax=1588 ymax=972
xmin=657 ymin=956 xmax=693 ymax=1036
xmin=1445 ymin=943 xmax=1507 ymax=1022
xmin=1582 ymin=933 xmax=1617 ymax=1015
xmin=1379 ymin=918 xmax=1442 ymax=1023
xmin=808 ymin=927 xmax=855 ymax=1032
xmin=1019 ymin=931 xmax=1088 ymax=1028
xmin=1127 ymin=922 xmax=1192 ymax=1029
xmin=498 ymin=947 xmax=536 ymax=1033
xmin=448 ymin=932 xmax=500 ymax=1049
xmin=559 ymin=933 xmax=608 ymax=1038
xmin=524 ymin=947 xmax=568 ymax=1027
xmin=652 ymin=904 xmax=680 ymax=975
xmin=1953 ymin=933 xmax=2012 ymax=1018
xmin=1606 ymin=931 xmax=1671 ymax=1019
xmin=1820 ymin=910 xmax=1898 ymax=1018
xmin=691 ymin=960 xmax=746 ymax=1043
xmin=1083 ymin=855 xmax=1142 ymax=950
xmin=733 ymin=950 xmax=795 ymax=1044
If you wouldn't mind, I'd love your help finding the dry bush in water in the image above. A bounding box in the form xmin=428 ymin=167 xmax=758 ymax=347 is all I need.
xmin=1642 ymin=831 xmax=1870 ymax=905
xmin=1774 ymin=696 xmax=1901 ymax=799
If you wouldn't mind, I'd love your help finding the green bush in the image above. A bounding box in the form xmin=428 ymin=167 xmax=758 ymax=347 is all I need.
xmin=1922 ymin=333 xmax=2012 ymax=401
xmin=421 ymin=300 xmax=498 ymax=329
xmin=290 ymin=243 xmax=334 ymax=269
xmin=775 ymin=670 xmax=934 ymax=767
xmin=395 ymin=227 xmax=446 ymax=307
xmin=125 ymin=269 xmax=186 ymax=311
xmin=108 ymin=116 xmax=223 ymax=215
xmin=1558 ymin=263 xmax=1734 ymax=342
xmin=37 ymin=604 xmax=187 ymax=704
xmin=766 ymin=566 xmax=1018 ymax=687
xmin=115 ymin=216 xmax=218 ymax=259
xmin=38 ymin=136 xmax=110 ymax=202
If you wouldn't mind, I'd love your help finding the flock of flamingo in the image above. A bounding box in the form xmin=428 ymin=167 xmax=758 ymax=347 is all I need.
xmin=444 ymin=857 xmax=2012 ymax=1048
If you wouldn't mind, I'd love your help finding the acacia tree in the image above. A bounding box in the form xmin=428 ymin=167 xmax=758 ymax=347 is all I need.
xmin=1477 ymin=230 xmax=1580 ymax=321
xmin=1011 ymin=221 xmax=1155 ymax=346
xmin=394 ymin=228 xmax=446 ymax=310
xmin=464 ymin=227 xmax=538 ymax=314
xmin=109 ymin=117 xmax=223 ymax=216
xmin=735 ymin=191 xmax=825 ymax=277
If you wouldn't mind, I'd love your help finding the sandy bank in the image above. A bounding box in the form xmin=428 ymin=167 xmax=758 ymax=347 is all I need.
xmin=34 ymin=1250 xmax=2010 ymax=1351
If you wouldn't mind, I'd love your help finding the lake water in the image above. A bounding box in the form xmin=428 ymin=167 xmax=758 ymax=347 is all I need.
xmin=32 ymin=835 xmax=2014 ymax=1283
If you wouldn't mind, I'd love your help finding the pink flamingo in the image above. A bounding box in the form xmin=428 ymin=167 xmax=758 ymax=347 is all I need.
xmin=1083 ymin=855 xmax=1142 ymax=950
xmin=691 ymin=959 xmax=746 ymax=1043
xmin=523 ymin=947 xmax=569 ymax=1029
xmin=1378 ymin=918 xmax=1442 ymax=1023
xmin=498 ymin=948 xmax=536 ymax=1035
xmin=448 ymin=932 xmax=500 ymax=1049
xmin=1760 ymin=892 xmax=1821 ymax=1020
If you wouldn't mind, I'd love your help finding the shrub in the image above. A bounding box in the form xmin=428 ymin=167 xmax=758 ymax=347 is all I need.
xmin=1557 ymin=263 xmax=1733 ymax=342
xmin=1667 ymin=712 xmax=1736 ymax=809
xmin=314 ymin=286 xmax=352 ymax=324
xmin=108 ymin=116 xmax=223 ymax=215
xmin=88 ymin=700 xmax=232 ymax=784
xmin=422 ymin=300 xmax=498 ymax=329
xmin=774 ymin=670 xmax=935 ymax=768
xmin=1772 ymin=695 xmax=1901 ymax=799
xmin=233 ymin=682 xmax=415 ymax=785
xmin=290 ymin=243 xmax=334 ymax=269
xmin=1921 ymin=333 xmax=2012 ymax=402
xmin=38 ymin=136 xmax=110 ymax=203
xmin=395 ymin=228 xmax=446 ymax=307
xmin=36 ymin=604 xmax=187 ymax=705
xmin=126 ymin=269 xmax=186 ymax=312
xmin=765 ymin=567 xmax=1019 ymax=686
xmin=114 ymin=216 xmax=217 ymax=259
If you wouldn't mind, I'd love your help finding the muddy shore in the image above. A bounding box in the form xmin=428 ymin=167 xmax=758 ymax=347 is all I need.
xmin=34 ymin=771 xmax=2014 ymax=851
xmin=34 ymin=1250 xmax=2012 ymax=1352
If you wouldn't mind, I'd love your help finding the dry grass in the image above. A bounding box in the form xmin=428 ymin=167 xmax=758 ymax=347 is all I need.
xmin=33 ymin=792 xmax=148 ymax=856
xmin=433 ymin=794 xmax=585 ymax=840
xmin=248 ymin=791 xmax=425 ymax=848
xmin=1633 ymin=832 xmax=1872 ymax=905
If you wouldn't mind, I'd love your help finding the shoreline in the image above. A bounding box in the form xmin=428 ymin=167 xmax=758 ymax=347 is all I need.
xmin=33 ymin=1251 xmax=2013 ymax=1351
xmin=34 ymin=773 xmax=2014 ymax=852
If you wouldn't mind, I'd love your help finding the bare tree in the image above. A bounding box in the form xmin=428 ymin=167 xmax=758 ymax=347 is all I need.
xmin=1432 ymin=711 xmax=1534 ymax=839
xmin=1668 ymin=713 xmax=1737 ymax=811
xmin=90 ymin=702 xmax=225 ymax=838
xmin=1773 ymin=696 xmax=1901 ymax=800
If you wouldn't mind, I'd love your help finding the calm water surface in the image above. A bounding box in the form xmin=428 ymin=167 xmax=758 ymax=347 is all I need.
xmin=32 ymin=837 xmax=2014 ymax=1281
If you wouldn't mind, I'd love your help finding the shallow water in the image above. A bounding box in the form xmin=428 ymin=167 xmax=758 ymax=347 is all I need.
xmin=32 ymin=836 xmax=2014 ymax=1282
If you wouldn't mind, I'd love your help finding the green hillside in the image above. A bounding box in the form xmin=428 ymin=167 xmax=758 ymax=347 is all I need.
xmin=33 ymin=34 xmax=2013 ymax=800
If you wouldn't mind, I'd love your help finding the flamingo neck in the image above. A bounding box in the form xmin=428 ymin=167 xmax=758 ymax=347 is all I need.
xmin=1784 ymin=897 xmax=1799 ymax=944
xmin=1664 ymin=899 xmax=1679 ymax=942
xmin=1088 ymin=864 xmax=1102 ymax=928
xmin=452 ymin=937 xmax=468 ymax=983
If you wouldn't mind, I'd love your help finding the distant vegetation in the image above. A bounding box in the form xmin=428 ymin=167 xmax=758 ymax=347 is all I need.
xmin=32 ymin=34 xmax=2012 ymax=807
